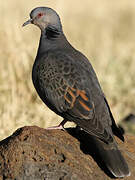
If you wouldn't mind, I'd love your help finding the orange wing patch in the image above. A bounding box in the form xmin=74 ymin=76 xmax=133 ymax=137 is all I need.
xmin=64 ymin=94 xmax=71 ymax=104
xmin=64 ymin=87 xmax=91 ymax=111
xmin=79 ymin=90 xmax=89 ymax=101
xmin=78 ymin=100 xmax=91 ymax=111
xmin=64 ymin=87 xmax=77 ymax=108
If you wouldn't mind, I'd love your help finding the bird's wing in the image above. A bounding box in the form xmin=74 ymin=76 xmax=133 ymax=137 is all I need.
xmin=36 ymin=52 xmax=113 ymax=143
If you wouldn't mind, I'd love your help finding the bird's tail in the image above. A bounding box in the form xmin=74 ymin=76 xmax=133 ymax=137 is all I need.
xmin=93 ymin=137 xmax=130 ymax=178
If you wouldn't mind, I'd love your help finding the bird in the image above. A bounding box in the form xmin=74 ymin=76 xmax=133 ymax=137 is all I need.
xmin=23 ymin=7 xmax=130 ymax=178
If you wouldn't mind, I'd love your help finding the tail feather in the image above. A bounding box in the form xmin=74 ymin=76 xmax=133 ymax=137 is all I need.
xmin=104 ymin=97 xmax=125 ymax=142
xmin=93 ymin=137 xmax=130 ymax=177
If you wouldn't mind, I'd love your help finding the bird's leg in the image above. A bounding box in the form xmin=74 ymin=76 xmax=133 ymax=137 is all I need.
xmin=46 ymin=119 xmax=67 ymax=131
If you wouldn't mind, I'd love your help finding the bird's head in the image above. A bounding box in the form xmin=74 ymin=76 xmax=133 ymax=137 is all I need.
xmin=23 ymin=7 xmax=62 ymax=32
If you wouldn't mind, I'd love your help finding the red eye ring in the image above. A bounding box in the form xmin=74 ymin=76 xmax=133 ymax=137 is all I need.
xmin=38 ymin=13 xmax=44 ymax=18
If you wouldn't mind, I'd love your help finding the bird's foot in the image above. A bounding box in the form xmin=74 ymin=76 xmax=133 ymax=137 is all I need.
xmin=46 ymin=119 xmax=67 ymax=131
xmin=46 ymin=125 xmax=65 ymax=131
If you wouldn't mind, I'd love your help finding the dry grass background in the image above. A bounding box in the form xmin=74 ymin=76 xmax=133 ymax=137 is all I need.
xmin=0 ymin=0 xmax=135 ymax=140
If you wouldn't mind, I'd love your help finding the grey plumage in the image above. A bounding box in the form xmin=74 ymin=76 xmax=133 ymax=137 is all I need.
xmin=23 ymin=7 xmax=130 ymax=177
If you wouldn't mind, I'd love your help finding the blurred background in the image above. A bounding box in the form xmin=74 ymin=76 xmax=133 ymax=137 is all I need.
xmin=0 ymin=0 xmax=135 ymax=140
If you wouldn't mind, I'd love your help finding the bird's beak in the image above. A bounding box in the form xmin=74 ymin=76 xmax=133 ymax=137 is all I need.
xmin=22 ymin=19 xmax=32 ymax=27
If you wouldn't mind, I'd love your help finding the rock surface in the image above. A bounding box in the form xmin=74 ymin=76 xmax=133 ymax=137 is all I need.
xmin=0 ymin=126 xmax=134 ymax=180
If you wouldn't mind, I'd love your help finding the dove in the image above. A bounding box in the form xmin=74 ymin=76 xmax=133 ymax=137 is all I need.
xmin=23 ymin=7 xmax=130 ymax=177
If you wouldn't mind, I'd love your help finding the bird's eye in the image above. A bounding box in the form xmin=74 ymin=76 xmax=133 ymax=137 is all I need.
xmin=38 ymin=13 xmax=44 ymax=18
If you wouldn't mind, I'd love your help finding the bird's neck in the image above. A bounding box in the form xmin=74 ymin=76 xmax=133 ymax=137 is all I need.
xmin=36 ymin=26 xmax=70 ymax=59
xmin=44 ymin=25 xmax=61 ymax=39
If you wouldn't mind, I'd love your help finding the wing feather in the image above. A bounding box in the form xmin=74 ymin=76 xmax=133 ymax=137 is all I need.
xmin=34 ymin=52 xmax=113 ymax=143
